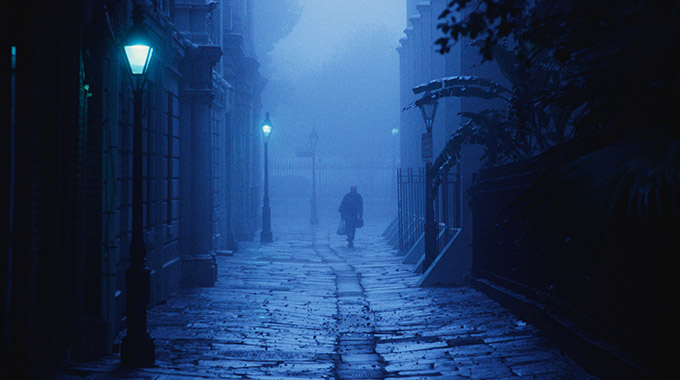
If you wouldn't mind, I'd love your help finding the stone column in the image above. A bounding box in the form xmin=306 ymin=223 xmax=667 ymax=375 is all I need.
xmin=411 ymin=15 xmax=423 ymax=86
xmin=223 ymin=109 xmax=238 ymax=251
xmin=232 ymin=89 xmax=252 ymax=241
xmin=405 ymin=22 xmax=420 ymax=169
xmin=180 ymin=45 xmax=222 ymax=287
xmin=417 ymin=3 xmax=433 ymax=82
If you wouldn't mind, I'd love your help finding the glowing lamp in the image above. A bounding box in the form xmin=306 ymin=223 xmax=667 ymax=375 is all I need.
xmin=124 ymin=44 xmax=153 ymax=75
xmin=121 ymin=6 xmax=154 ymax=90
xmin=262 ymin=112 xmax=273 ymax=141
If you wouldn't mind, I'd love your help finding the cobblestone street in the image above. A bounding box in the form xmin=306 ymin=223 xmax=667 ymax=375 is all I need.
xmin=58 ymin=220 xmax=596 ymax=379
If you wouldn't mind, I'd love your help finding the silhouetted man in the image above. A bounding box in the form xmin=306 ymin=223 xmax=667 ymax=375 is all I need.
xmin=338 ymin=185 xmax=363 ymax=248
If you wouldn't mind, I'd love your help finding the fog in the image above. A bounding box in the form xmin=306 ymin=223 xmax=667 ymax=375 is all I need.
xmin=254 ymin=0 xmax=406 ymax=223
xmin=256 ymin=0 xmax=404 ymax=160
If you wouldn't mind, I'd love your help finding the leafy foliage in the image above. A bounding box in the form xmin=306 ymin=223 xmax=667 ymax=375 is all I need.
xmin=432 ymin=2 xmax=680 ymax=363
xmin=437 ymin=0 xmax=680 ymax=139
xmin=436 ymin=0 xmax=526 ymax=59
xmin=430 ymin=42 xmax=580 ymax=176
xmin=404 ymin=75 xmax=510 ymax=112
xmin=431 ymin=0 xmax=680 ymax=222
xmin=432 ymin=110 xmax=510 ymax=173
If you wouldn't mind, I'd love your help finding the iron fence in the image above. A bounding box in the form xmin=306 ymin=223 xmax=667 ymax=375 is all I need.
xmin=435 ymin=170 xmax=462 ymax=253
xmin=397 ymin=167 xmax=461 ymax=254
xmin=397 ymin=168 xmax=425 ymax=252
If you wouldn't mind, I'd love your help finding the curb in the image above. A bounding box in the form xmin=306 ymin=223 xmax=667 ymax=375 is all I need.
xmin=472 ymin=278 xmax=660 ymax=380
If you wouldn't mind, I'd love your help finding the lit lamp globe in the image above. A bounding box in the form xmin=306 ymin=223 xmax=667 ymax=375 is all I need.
xmin=262 ymin=113 xmax=273 ymax=142
xmin=122 ymin=7 xmax=154 ymax=89
xmin=125 ymin=44 xmax=153 ymax=75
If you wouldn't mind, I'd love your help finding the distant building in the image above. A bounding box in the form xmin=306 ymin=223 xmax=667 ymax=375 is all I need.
xmin=5 ymin=0 xmax=265 ymax=377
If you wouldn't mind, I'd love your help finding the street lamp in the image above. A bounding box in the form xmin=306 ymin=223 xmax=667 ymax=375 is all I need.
xmin=417 ymin=92 xmax=438 ymax=271
xmin=120 ymin=4 xmax=155 ymax=368
xmin=309 ymin=128 xmax=319 ymax=226
xmin=261 ymin=112 xmax=273 ymax=243
xmin=419 ymin=95 xmax=438 ymax=132
xmin=391 ymin=128 xmax=399 ymax=203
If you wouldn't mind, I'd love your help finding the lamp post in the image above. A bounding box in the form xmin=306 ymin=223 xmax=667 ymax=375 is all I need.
xmin=309 ymin=128 xmax=319 ymax=226
xmin=261 ymin=112 xmax=273 ymax=243
xmin=120 ymin=4 xmax=155 ymax=368
xmin=391 ymin=128 xmax=399 ymax=203
xmin=418 ymin=92 xmax=438 ymax=271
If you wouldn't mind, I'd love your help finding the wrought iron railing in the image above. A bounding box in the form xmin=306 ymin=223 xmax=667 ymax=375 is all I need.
xmin=397 ymin=168 xmax=461 ymax=254
xmin=435 ymin=170 xmax=462 ymax=253
xmin=397 ymin=168 xmax=425 ymax=252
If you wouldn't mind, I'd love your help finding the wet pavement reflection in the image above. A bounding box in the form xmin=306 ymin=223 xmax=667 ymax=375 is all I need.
xmin=57 ymin=221 xmax=596 ymax=379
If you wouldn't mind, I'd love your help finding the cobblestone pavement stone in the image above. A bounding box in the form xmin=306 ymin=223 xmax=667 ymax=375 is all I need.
xmin=57 ymin=219 xmax=597 ymax=379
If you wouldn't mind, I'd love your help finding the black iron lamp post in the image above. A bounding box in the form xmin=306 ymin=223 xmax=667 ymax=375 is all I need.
xmin=391 ymin=128 xmax=399 ymax=202
xmin=120 ymin=4 xmax=155 ymax=368
xmin=418 ymin=92 xmax=438 ymax=271
xmin=261 ymin=112 xmax=273 ymax=243
xmin=309 ymin=128 xmax=319 ymax=226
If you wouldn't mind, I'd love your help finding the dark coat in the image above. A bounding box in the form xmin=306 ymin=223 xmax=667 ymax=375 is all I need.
xmin=338 ymin=191 xmax=363 ymax=226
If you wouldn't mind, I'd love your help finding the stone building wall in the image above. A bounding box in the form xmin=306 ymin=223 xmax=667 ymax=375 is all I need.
xmin=4 ymin=0 xmax=266 ymax=376
xmin=396 ymin=0 xmax=505 ymax=278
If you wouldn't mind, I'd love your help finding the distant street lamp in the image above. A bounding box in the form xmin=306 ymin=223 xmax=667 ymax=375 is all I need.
xmin=261 ymin=112 xmax=273 ymax=243
xmin=391 ymin=128 xmax=399 ymax=202
xmin=120 ymin=4 xmax=155 ymax=368
xmin=417 ymin=92 xmax=438 ymax=271
xmin=309 ymin=128 xmax=319 ymax=226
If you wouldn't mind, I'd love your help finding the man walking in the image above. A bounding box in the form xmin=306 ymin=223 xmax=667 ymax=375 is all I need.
xmin=338 ymin=185 xmax=363 ymax=248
